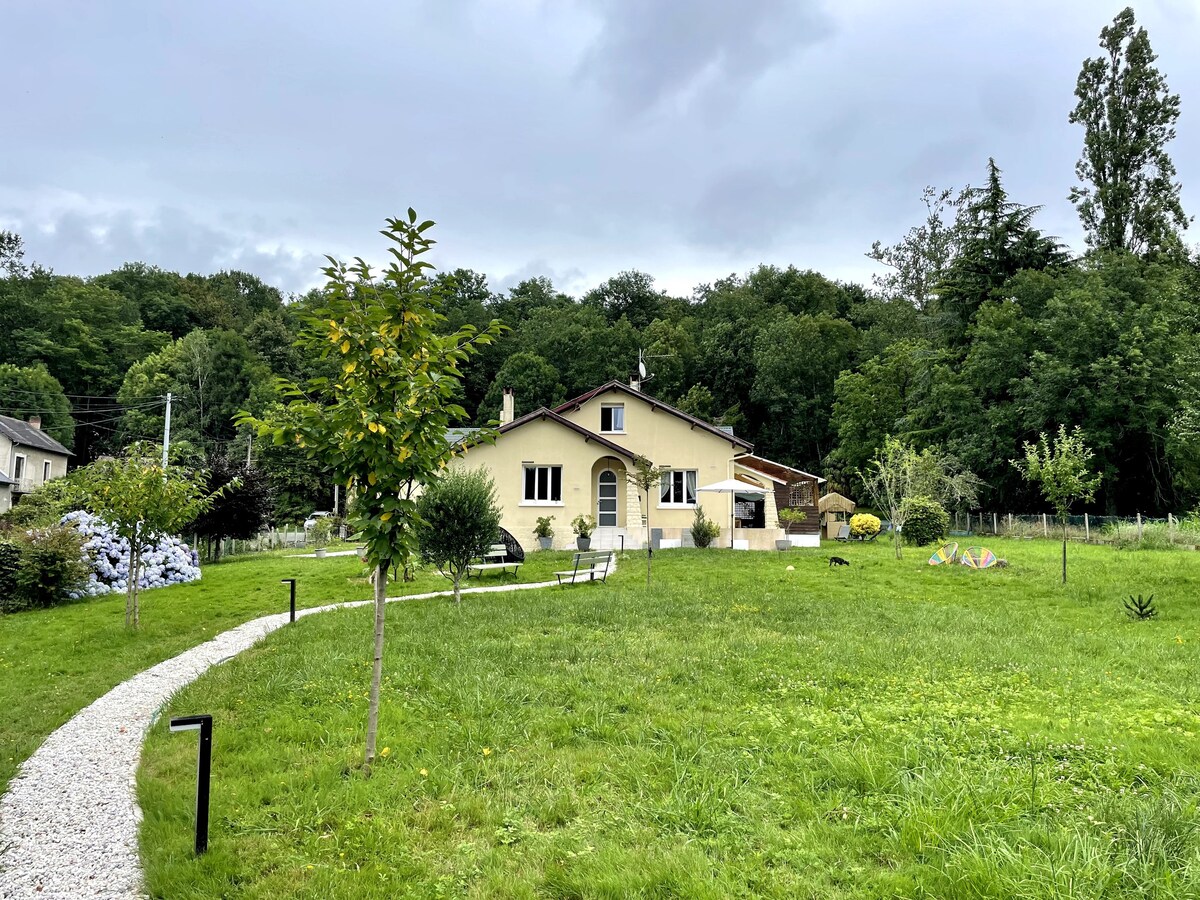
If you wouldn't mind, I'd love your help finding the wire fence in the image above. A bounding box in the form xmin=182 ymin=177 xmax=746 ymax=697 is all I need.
xmin=948 ymin=512 xmax=1200 ymax=548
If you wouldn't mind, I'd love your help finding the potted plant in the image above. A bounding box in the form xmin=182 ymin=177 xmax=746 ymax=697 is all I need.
xmin=776 ymin=507 xmax=807 ymax=550
xmin=533 ymin=515 xmax=555 ymax=551
xmin=571 ymin=514 xmax=597 ymax=551
xmin=310 ymin=517 xmax=333 ymax=558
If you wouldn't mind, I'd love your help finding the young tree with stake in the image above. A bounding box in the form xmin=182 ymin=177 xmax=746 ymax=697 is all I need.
xmin=238 ymin=211 xmax=503 ymax=775
xmin=626 ymin=455 xmax=668 ymax=585
xmin=1013 ymin=425 xmax=1101 ymax=585
xmin=74 ymin=446 xmax=219 ymax=630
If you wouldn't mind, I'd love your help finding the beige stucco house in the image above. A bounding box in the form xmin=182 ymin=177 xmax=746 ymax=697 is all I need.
xmin=451 ymin=381 xmax=822 ymax=552
xmin=0 ymin=415 xmax=72 ymax=514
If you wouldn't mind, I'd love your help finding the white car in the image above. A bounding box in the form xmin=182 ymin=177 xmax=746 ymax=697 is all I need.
xmin=303 ymin=511 xmax=333 ymax=530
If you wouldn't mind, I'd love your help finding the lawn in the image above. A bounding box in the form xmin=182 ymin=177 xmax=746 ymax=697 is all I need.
xmin=137 ymin=540 xmax=1200 ymax=899
xmin=0 ymin=547 xmax=568 ymax=795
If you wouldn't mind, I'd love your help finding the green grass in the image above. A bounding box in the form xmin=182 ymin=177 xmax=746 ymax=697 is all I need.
xmin=135 ymin=540 xmax=1200 ymax=898
xmin=0 ymin=548 xmax=568 ymax=795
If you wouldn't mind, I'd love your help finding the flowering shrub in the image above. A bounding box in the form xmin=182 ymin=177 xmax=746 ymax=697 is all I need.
xmin=60 ymin=510 xmax=201 ymax=598
xmin=850 ymin=513 xmax=881 ymax=538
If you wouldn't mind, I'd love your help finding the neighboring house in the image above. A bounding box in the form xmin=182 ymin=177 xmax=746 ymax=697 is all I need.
xmin=0 ymin=415 xmax=72 ymax=514
xmin=450 ymin=380 xmax=823 ymax=551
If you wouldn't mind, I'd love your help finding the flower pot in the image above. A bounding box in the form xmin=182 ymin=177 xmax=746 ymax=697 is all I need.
xmin=576 ymin=536 xmax=591 ymax=551
xmin=314 ymin=548 xmax=327 ymax=559
xmin=775 ymin=539 xmax=791 ymax=551
xmin=538 ymin=536 xmax=553 ymax=551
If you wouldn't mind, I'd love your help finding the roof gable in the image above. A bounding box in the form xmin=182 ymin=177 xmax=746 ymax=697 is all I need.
xmin=489 ymin=407 xmax=641 ymax=462
xmin=0 ymin=415 xmax=72 ymax=456
xmin=554 ymin=381 xmax=752 ymax=450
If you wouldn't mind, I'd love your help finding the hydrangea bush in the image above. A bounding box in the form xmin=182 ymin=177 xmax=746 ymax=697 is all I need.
xmin=61 ymin=510 xmax=201 ymax=598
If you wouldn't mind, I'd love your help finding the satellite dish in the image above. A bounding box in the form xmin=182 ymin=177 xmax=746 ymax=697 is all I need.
xmin=638 ymin=359 xmax=647 ymax=379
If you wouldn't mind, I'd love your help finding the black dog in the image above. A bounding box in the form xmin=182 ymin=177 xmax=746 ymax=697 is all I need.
xmin=829 ymin=556 xmax=850 ymax=567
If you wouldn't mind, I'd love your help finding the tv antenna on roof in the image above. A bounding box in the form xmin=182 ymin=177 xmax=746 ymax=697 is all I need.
xmin=636 ymin=348 xmax=673 ymax=384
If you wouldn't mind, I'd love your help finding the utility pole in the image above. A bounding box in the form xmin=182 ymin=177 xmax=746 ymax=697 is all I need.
xmin=162 ymin=392 xmax=173 ymax=468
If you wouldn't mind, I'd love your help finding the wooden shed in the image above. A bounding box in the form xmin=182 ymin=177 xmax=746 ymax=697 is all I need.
xmin=818 ymin=492 xmax=857 ymax=539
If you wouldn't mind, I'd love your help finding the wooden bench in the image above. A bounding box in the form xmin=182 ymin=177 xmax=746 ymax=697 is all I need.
xmin=555 ymin=550 xmax=614 ymax=585
xmin=466 ymin=544 xmax=522 ymax=578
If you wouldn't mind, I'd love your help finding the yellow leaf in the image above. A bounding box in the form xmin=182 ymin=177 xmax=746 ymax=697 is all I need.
xmin=368 ymin=472 xmax=377 ymax=485
xmin=344 ymin=361 xmax=356 ymax=374
xmin=381 ymin=512 xmax=392 ymax=522
xmin=371 ymin=347 xmax=384 ymax=359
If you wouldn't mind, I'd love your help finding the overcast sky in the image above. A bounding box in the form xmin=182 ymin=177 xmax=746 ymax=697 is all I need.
xmin=2 ymin=0 xmax=1198 ymax=298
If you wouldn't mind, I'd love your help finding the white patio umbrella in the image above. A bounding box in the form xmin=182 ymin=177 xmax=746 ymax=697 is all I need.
xmin=698 ymin=479 xmax=767 ymax=548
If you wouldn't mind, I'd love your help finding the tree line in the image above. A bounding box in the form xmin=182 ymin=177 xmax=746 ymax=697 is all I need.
xmin=1 ymin=7 xmax=1196 ymax=517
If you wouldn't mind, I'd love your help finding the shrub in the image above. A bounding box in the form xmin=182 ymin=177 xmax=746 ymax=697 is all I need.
xmin=900 ymin=497 xmax=949 ymax=546
xmin=691 ymin=506 xmax=721 ymax=548
xmin=533 ymin=516 xmax=554 ymax=539
xmin=571 ymin=514 xmax=597 ymax=539
xmin=0 ymin=525 xmax=90 ymax=613
xmin=778 ymin=508 xmax=808 ymax=529
xmin=309 ymin=517 xmax=333 ymax=548
xmin=0 ymin=476 xmax=82 ymax=527
xmin=850 ymin=513 xmax=881 ymax=538
xmin=0 ymin=540 xmax=21 ymax=610
xmin=415 ymin=469 xmax=503 ymax=603
xmin=60 ymin=510 xmax=201 ymax=598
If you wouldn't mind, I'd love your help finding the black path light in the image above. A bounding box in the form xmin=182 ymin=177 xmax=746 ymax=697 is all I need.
xmin=281 ymin=578 xmax=297 ymax=622
xmin=169 ymin=714 xmax=213 ymax=855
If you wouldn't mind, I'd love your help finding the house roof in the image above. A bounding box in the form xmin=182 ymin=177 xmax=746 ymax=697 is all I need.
xmin=0 ymin=414 xmax=72 ymax=456
xmin=735 ymin=453 xmax=825 ymax=485
xmin=0 ymin=469 xmax=14 ymax=486
xmin=493 ymin=407 xmax=641 ymax=462
xmin=554 ymin=381 xmax=753 ymax=450
xmin=818 ymin=492 xmax=857 ymax=515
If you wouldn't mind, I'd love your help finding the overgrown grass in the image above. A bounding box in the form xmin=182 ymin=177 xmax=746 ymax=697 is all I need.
xmin=139 ymin=540 xmax=1200 ymax=898
xmin=0 ymin=548 xmax=569 ymax=795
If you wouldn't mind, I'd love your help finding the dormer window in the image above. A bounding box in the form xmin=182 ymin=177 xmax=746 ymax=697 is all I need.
xmin=600 ymin=403 xmax=624 ymax=433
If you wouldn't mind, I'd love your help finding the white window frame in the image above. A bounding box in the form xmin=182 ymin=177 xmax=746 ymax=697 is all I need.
xmin=42 ymin=460 xmax=52 ymax=483
xmin=521 ymin=464 xmax=563 ymax=506
xmin=600 ymin=403 xmax=625 ymax=433
xmin=658 ymin=469 xmax=698 ymax=508
xmin=13 ymin=454 xmax=26 ymax=482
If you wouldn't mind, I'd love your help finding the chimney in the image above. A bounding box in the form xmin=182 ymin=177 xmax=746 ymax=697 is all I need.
xmin=629 ymin=378 xmax=640 ymax=392
xmin=28 ymin=416 xmax=41 ymax=431
xmin=500 ymin=387 xmax=515 ymax=425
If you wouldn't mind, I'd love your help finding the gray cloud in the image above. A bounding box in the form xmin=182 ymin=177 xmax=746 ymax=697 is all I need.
xmin=0 ymin=0 xmax=1197 ymax=298
xmin=577 ymin=0 xmax=833 ymax=113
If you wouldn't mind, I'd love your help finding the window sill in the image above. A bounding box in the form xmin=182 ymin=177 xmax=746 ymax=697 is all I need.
xmin=658 ymin=503 xmax=697 ymax=510
xmin=599 ymin=430 xmax=626 ymax=435
xmin=519 ymin=501 xmax=564 ymax=507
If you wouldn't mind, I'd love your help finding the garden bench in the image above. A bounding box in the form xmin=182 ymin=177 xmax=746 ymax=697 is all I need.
xmin=555 ymin=550 xmax=614 ymax=585
xmin=467 ymin=543 xmax=522 ymax=578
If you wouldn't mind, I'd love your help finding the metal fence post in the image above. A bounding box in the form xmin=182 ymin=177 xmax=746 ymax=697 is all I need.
xmin=1084 ymin=513 xmax=1089 ymax=542
xmin=1137 ymin=512 xmax=1143 ymax=541
xmin=1042 ymin=513 xmax=1048 ymax=537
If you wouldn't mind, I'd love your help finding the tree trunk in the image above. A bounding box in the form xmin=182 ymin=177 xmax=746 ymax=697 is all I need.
xmin=645 ymin=511 xmax=652 ymax=586
xmin=363 ymin=561 xmax=388 ymax=775
xmin=453 ymin=573 xmax=462 ymax=604
xmin=1062 ymin=519 xmax=1068 ymax=585
xmin=125 ymin=528 xmax=139 ymax=630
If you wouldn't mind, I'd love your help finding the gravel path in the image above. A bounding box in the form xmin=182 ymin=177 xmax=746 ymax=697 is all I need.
xmin=0 ymin=567 xmax=609 ymax=899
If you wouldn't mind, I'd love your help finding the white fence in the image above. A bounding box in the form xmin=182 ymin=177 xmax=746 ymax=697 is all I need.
xmin=949 ymin=512 xmax=1197 ymax=546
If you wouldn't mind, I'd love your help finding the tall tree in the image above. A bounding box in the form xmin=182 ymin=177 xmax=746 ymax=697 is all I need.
xmin=240 ymin=211 xmax=503 ymax=774
xmin=1069 ymin=7 xmax=1188 ymax=255
xmin=867 ymin=187 xmax=961 ymax=309
xmin=0 ymin=363 xmax=75 ymax=450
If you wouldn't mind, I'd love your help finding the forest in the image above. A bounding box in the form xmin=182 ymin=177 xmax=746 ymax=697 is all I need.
xmin=1 ymin=7 xmax=1197 ymax=518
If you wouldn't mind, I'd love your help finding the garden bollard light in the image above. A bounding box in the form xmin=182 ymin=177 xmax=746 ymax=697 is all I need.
xmin=169 ymin=714 xmax=213 ymax=855
xmin=281 ymin=578 xmax=296 ymax=622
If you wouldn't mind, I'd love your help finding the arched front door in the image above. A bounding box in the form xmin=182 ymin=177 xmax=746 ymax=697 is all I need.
xmin=597 ymin=470 xmax=618 ymax=526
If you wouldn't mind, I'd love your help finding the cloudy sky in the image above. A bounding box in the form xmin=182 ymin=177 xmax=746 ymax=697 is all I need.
xmin=2 ymin=0 xmax=1198 ymax=297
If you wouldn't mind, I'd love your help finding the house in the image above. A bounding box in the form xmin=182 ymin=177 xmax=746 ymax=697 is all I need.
xmin=0 ymin=415 xmax=72 ymax=514
xmin=450 ymin=380 xmax=823 ymax=551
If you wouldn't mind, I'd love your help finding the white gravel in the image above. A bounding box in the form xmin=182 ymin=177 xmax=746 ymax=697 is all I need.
xmin=0 ymin=565 xmax=612 ymax=899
